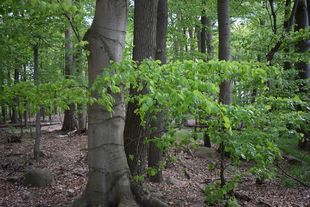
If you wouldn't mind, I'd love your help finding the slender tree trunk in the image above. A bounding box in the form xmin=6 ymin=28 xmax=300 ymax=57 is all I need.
xmin=124 ymin=0 xmax=158 ymax=176
xmin=295 ymin=0 xmax=310 ymax=149
xmin=75 ymin=47 xmax=87 ymax=132
xmin=218 ymin=0 xmax=232 ymax=105
xmin=200 ymin=15 xmax=207 ymax=54
xmin=11 ymin=67 xmax=19 ymax=124
xmin=148 ymin=0 xmax=168 ymax=183
xmin=188 ymin=27 xmax=194 ymax=52
xmin=284 ymin=0 xmax=293 ymax=70
xmin=201 ymin=2 xmax=212 ymax=147
xmin=218 ymin=0 xmax=232 ymax=187
xmin=33 ymin=44 xmax=41 ymax=161
xmin=206 ymin=16 xmax=214 ymax=60
xmin=62 ymin=15 xmax=76 ymax=132
xmin=73 ymin=1 xmax=138 ymax=206
xmin=269 ymin=0 xmax=278 ymax=34
xmin=0 ymin=65 xmax=6 ymax=124
xmin=23 ymin=64 xmax=28 ymax=128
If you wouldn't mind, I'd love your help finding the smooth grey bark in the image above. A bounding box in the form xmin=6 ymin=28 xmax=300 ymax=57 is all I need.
xmin=73 ymin=1 xmax=138 ymax=206
xmin=124 ymin=0 xmax=158 ymax=176
xmin=33 ymin=44 xmax=41 ymax=161
xmin=148 ymin=0 xmax=168 ymax=183
xmin=75 ymin=47 xmax=87 ymax=132
xmin=218 ymin=0 xmax=232 ymax=105
xmin=62 ymin=20 xmax=76 ymax=132
xmin=217 ymin=0 xmax=231 ymax=187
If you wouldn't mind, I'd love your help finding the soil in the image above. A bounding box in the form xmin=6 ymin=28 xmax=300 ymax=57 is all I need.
xmin=0 ymin=125 xmax=309 ymax=207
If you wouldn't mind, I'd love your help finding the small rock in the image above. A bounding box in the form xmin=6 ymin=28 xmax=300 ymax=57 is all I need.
xmin=193 ymin=147 xmax=218 ymax=159
xmin=23 ymin=168 xmax=54 ymax=187
xmin=68 ymin=189 xmax=74 ymax=193
xmin=24 ymin=191 xmax=38 ymax=200
xmin=7 ymin=176 xmax=19 ymax=183
xmin=166 ymin=177 xmax=182 ymax=186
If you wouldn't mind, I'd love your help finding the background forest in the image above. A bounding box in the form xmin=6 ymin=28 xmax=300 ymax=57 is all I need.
xmin=0 ymin=0 xmax=309 ymax=206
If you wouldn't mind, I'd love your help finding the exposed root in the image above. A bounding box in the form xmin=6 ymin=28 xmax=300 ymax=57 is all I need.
xmin=131 ymin=182 xmax=169 ymax=207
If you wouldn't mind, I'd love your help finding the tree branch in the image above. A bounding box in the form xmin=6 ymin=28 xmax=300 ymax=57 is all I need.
xmin=266 ymin=0 xmax=300 ymax=63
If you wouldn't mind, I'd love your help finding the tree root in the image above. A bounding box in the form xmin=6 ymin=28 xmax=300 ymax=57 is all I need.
xmin=275 ymin=163 xmax=310 ymax=187
xmin=131 ymin=182 xmax=169 ymax=207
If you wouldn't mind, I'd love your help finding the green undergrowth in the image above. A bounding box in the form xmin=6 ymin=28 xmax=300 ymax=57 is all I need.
xmin=276 ymin=136 xmax=310 ymax=187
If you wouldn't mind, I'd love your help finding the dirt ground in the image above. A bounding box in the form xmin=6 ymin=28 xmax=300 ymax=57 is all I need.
xmin=0 ymin=126 xmax=309 ymax=207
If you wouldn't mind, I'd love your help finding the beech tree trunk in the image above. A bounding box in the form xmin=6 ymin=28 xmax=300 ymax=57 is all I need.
xmin=200 ymin=15 xmax=207 ymax=54
xmin=218 ymin=0 xmax=232 ymax=187
xmin=73 ymin=1 xmax=138 ymax=206
xmin=295 ymin=0 xmax=310 ymax=149
xmin=33 ymin=44 xmax=41 ymax=161
xmin=75 ymin=47 xmax=87 ymax=132
xmin=124 ymin=0 xmax=158 ymax=176
xmin=62 ymin=14 xmax=76 ymax=132
xmin=148 ymin=0 xmax=168 ymax=183
xmin=218 ymin=0 xmax=232 ymax=105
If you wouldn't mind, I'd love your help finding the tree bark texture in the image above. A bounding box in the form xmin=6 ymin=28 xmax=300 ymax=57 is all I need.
xmin=147 ymin=0 xmax=168 ymax=183
xmin=75 ymin=47 xmax=87 ymax=132
xmin=295 ymin=0 xmax=310 ymax=80
xmin=33 ymin=44 xmax=41 ymax=161
xmin=200 ymin=15 xmax=207 ymax=54
xmin=124 ymin=0 xmax=158 ymax=176
xmin=73 ymin=1 xmax=138 ymax=206
xmin=206 ymin=16 xmax=214 ymax=60
xmin=62 ymin=18 xmax=76 ymax=132
xmin=295 ymin=0 xmax=310 ymax=149
xmin=218 ymin=0 xmax=232 ymax=105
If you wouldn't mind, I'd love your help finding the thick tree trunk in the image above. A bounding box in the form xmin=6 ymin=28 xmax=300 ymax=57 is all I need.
xmin=295 ymin=0 xmax=310 ymax=149
xmin=62 ymin=18 xmax=76 ymax=132
xmin=148 ymin=0 xmax=167 ymax=183
xmin=124 ymin=0 xmax=158 ymax=176
xmin=33 ymin=44 xmax=41 ymax=161
xmin=73 ymin=1 xmax=138 ymax=206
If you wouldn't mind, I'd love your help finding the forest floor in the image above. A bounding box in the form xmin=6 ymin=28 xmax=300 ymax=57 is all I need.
xmin=0 ymin=124 xmax=309 ymax=207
